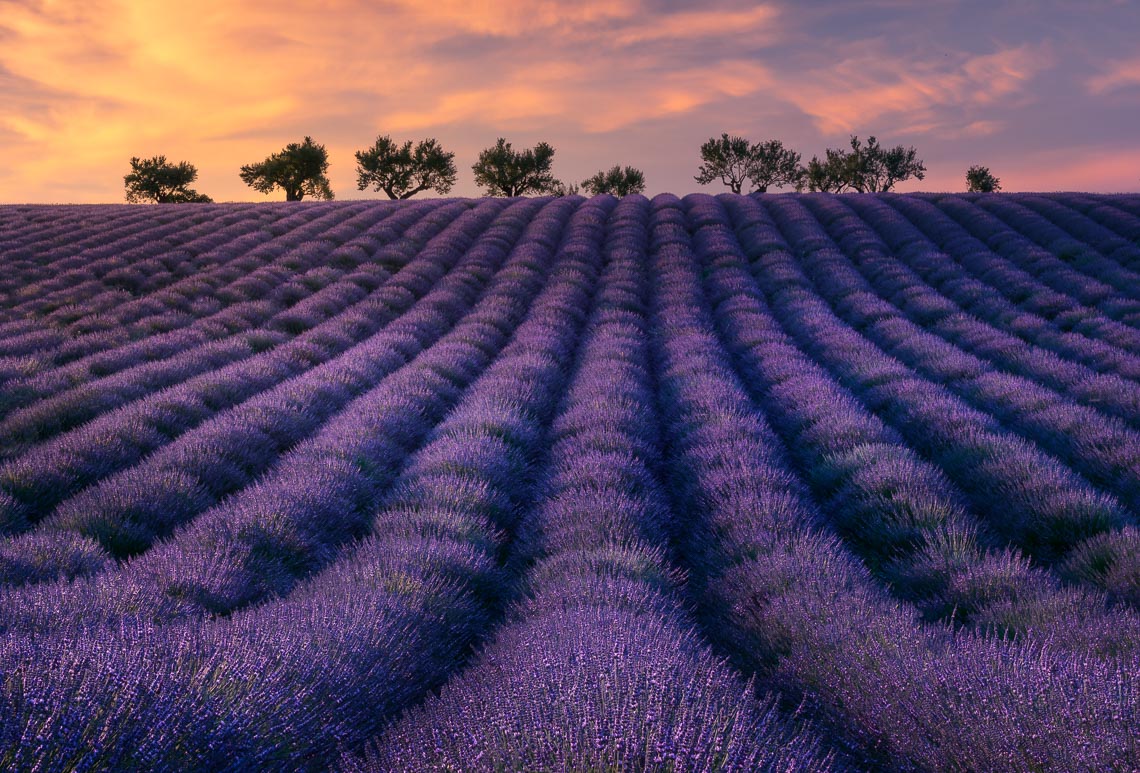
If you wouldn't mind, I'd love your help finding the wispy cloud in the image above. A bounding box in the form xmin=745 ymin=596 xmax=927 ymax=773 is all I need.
xmin=772 ymin=41 xmax=1054 ymax=135
xmin=1087 ymin=57 xmax=1140 ymax=94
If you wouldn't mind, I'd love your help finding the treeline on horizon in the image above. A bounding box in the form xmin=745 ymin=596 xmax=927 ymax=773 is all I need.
xmin=123 ymin=133 xmax=1004 ymax=204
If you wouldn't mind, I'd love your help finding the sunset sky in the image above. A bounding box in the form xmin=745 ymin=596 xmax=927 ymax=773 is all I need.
xmin=1 ymin=0 xmax=1138 ymax=203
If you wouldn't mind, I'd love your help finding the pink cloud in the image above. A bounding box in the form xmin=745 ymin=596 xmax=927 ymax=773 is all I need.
xmin=1087 ymin=58 xmax=1140 ymax=94
xmin=774 ymin=41 xmax=1053 ymax=136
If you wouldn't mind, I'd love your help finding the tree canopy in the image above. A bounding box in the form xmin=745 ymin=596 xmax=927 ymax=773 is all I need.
xmin=694 ymin=134 xmax=755 ymax=194
xmin=123 ymin=156 xmax=212 ymax=203
xmin=581 ymin=165 xmax=646 ymax=196
xmin=805 ymin=135 xmax=926 ymax=193
xmin=471 ymin=138 xmax=561 ymax=197
xmin=966 ymin=165 xmax=1001 ymax=193
xmin=747 ymin=140 xmax=803 ymax=193
xmin=239 ymin=136 xmax=333 ymax=201
xmin=694 ymin=134 xmax=803 ymax=194
xmin=355 ymin=136 xmax=457 ymax=199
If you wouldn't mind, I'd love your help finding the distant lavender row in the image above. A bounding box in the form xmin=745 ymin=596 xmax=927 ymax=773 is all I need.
xmin=925 ymin=195 xmax=1140 ymax=354
xmin=843 ymin=194 xmax=1140 ymax=428
xmin=688 ymin=194 xmax=1140 ymax=655
xmin=0 ymin=202 xmax=439 ymax=452
xmin=789 ymin=194 xmax=1140 ymax=516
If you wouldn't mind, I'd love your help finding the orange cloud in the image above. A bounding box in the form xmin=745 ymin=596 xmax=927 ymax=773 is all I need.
xmin=614 ymin=6 xmax=780 ymax=45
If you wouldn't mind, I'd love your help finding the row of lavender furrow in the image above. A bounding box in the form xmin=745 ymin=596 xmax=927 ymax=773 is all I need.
xmin=1010 ymin=195 xmax=1140 ymax=298
xmin=0 ymin=196 xmax=565 ymax=638
xmin=735 ymin=196 xmax=1138 ymax=607
xmin=0 ymin=205 xmax=282 ymax=347
xmin=358 ymin=193 xmax=829 ymax=772
xmin=688 ymin=193 xmax=1140 ymax=654
xmin=0 ymin=201 xmax=438 ymax=454
xmin=0 ymin=200 xmax=473 ymax=532
xmin=0 ymin=206 xmax=180 ymax=318
xmin=1063 ymin=194 xmax=1140 ymax=258
xmin=0 ymin=205 xmax=224 ymax=315
xmin=0 ymin=208 xmax=291 ymax=373
xmin=0 ymin=206 xmax=403 ymax=409
xmin=650 ymin=193 xmax=1138 ymax=772
xmin=1101 ymin=193 xmax=1140 ymax=219
xmin=0 ymin=199 xmax=514 ymax=583
xmin=0 ymin=203 xmax=367 ymax=375
xmin=969 ymin=196 xmax=1140 ymax=323
xmin=792 ymin=195 xmax=1140 ymax=514
xmin=881 ymin=195 xmax=1140 ymax=384
xmin=843 ymin=195 xmax=1140 ymax=429
xmin=926 ymin=196 xmax=1140 ymax=352
xmin=25 ymin=204 xmax=383 ymax=369
xmin=0 ymin=196 xmax=594 ymax=770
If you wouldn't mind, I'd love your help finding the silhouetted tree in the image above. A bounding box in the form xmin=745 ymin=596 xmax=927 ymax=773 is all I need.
xmin=695 ymin=134 xmax=755 ymax=194
xmin=240 ymin=136 xmax=333 ymax=201
xmin=966 ymin=165 xmax=1001 ymax=193
xmin=802 ymin=149 xmax=856 ymax=192
xmin=581 ymin=165 xmax=646 ymax=196
xmin=806 ymin=135 xmax=925 ymax=193
xmin=748 ymin=140 xmax=803 ymax=192
xmin=695 ymin=134 xmax=802 ymax=194
xmin=355 ymin=136 xmax=457 ymax=199
xmin=471 ymin=138 xmax=560 ymax=196
xmin=123 ymin=156 xmax=212 ymax=203
xmin=550 ymin=180 xmax=580 ymax=197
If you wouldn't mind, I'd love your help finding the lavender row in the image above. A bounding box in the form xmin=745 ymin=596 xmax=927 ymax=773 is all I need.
xmin=0 ymin=204 xmax=227 ymax=317
xmin=735 ymin=196 xmax=1137 ymax=609
xmin=0 ymin=204 xmax=286 ymax=352
xmin=923 ymin=195 xmax=1140 ymax=353
xmin=0 ymin=203 xmax=420 ymax=416
xmin=0 ymin=203 xmax=367 ymax=382
xmin=971 ymin=195 xmax=1140 ymax=321
xmin=0 ymin=195 xmax=598 ymax=769
xmin=0 ymin=201 xmax=473 ymax=534
xmin=0 ymin=196 xmax=566 ymax=636
xmin=842 ymin=194 xmax=1140 ymax=428
xmin=29 ymin=204 xmax=381 ymax=367
xmin=0 ymin=201 xmax=437 ymax=453
xmin=649 ymin=193 xmax=1138 ymax=771
xmin=1061 ymin=193 xmax=1140 ymax=261
xmin=687 ymin=193 xmax=1140 ymax=653
xmin=1011 ymin=195 xmax=1140 ymax=297
xmin=790 ymin=194 xmax=1140 ymax=514
xmin=361 ymin=194 xmax=828 ymax=772
xmin=0 ymin=198 xmax=516 ymax=584
xmin=880 ymin=194 xmax=1140 ymax=383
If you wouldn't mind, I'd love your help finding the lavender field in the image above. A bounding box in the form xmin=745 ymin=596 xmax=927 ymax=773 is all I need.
xmin=0 ymin=192 xmax=1137 ymax=771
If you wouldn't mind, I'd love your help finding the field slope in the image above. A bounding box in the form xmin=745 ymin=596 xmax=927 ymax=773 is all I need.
xmin=0 ymin=192 xmax=1137 ymax=772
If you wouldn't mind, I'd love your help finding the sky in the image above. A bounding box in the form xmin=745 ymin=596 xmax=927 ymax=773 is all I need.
xmin=0 ymin=0 xmax=1138 ymax=203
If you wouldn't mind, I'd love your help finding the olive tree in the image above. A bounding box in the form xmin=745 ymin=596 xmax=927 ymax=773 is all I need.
xmin=240 ymin=136 xmax=333 ymax=201
xmin=124 ymin=156 xmax=212 ymax=203
xmin=355 ymin=136 xmax=457 ymax=199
